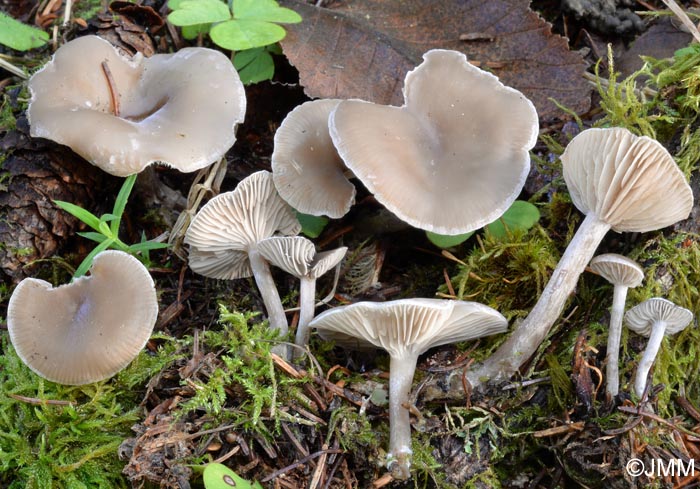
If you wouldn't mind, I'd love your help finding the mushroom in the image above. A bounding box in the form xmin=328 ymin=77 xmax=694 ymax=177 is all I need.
xmin=6 ymin=250 xmax=158 ymax=385
xmin=469 ymin=127 xmax=693 ymax=385
xmin=257 ymin=236 xmax=347 ymax=349
xmin=184 ymin=171 xmax=301 ymax=334
xmin=625 ymin=298 xmax=693 ymax=398
xmin=272 ymin=99 xmax=355 ymax=218
xmin=27 ymin=35 xmax=246 ymax=176
xmin=328 ymin=49 xmax=539 ymax=235
xmin=589 ymin=253 xmax=644 ymax=397
xmin=309 ymin=299 xmax=507 ymax=480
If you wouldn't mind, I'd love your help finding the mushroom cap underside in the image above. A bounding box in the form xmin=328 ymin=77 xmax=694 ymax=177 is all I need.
xmin=625 ymin=297 xmax=693 ymax=337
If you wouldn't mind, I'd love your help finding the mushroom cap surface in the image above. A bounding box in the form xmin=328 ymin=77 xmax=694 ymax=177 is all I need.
xmin=272 ymin=99 xmax=355 ymax=218
xmin=329 ymin=49 xmax=538 ymax=235
xmin=625 ymin=297 xmax=693 ymax=337
xmin=561 ymin=127 xmax=693 ymax=232
xmin=184 ymin=171 xmax=301 ymax=279
xmin=257 ymin=236 xmax=347 ymax=279
xmin=589 ymin=253 xmax=644 ymax=288
xmin=7 ymin=250 xmax=158 ymax=385
xmin=310 ymin=299 xmax=508 ymax=357
xmin=27 ymin=35 xmax=246 ymax=177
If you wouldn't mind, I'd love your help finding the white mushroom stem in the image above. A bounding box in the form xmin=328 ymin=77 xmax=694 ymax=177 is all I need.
xmin=606 ymin=284 xmax=629 ymax=397
xmin=387 ymin=353 xmax=419 ymax=480
xmin=468 ymin=213 xmax=611 ymax=385
xmin=634 ymin=320 xmax=667 ymax=398
xmin=295 ymin=276 xmax=317 ymax=348
xmin=248 ymin=248 xmax=288 ymax=336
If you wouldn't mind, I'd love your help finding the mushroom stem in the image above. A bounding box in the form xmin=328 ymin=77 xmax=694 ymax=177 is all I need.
xmin=248 ymin=248 xmax=288 ymax=336
xmin=468 ymin=213 xmax=611 ymax=385
xmin=606 ymin=285 xmax=629 ymax=397
xmin=295 ymin=276 xmax=316 ymax=349
xmin=387 ymin=353 xmax=419 ymax=480
xmin=634 ymin=320 xmax=667 ymax=398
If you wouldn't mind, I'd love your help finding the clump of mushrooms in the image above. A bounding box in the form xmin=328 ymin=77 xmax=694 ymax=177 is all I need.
xmin=184 ymin=171 xmax=301 ymax=335
xmin=328 ymin=49 xmax=539 ymax=234
xmin=588 ymin=253 xmax=644 ymax=397
xmin=27 ymin=35 xmax=246 ymax=176
xmin=7 ymin=250 xmax=158 ymax=385
xmin=257 ymin=236 xmax=347 ymax=350
xmin=625 ymin=298 xmax=693 ymax=398
xmin=468 ymin=127 xmax=693 ymax=386
xmin=309 ymin=299 xmax=507 ymax=480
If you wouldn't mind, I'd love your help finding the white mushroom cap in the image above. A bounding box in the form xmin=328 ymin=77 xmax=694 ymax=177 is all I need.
xmin=7 ymin=250 xmax=158 ymax=385
xmin=589 ymin=253 xmax=644 ymax=288
xmin=562 ymin=128 xmax=693 ymax=232
xmin=184 ymin=171 xmax=301 ymax=279
xmin=625 ymin=298 xmax=693 ymax=337
xmin=257 ymin=236 xmax=347 ymax=279
xmin=310 ymin=298 xmax=508 ymax=356
xmin=329 ymin=49 xmax=538 ymax=235
xmin=272 ymin=99 xmax=355 ymax=218
xmin=27 ymin=35 xmax=246 ymax=177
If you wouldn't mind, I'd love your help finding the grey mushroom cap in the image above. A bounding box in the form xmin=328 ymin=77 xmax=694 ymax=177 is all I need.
xmin=625 ymin=298 xmax=693 ymax=337
xmin=589 ymin=253 xmax=644 ymax=288
xmin=257 ymin=236 xmax=347 ymax=279
xmin=272 ymin=99 xmax=355 ymax=218
xmin=184 ymin=171 xmax=301 ymax=279
xmin=7 ymin=250 xmax=158 ymax=385
xmin=562 ymin=128 xmax=693 ymax=232
xmin=310 ymin=298 xmax=508 ymax=356
xmin=27 ymin=35 xmax=246 ymax=177
xmin=328 ymin=49 xmax=538 ymax=235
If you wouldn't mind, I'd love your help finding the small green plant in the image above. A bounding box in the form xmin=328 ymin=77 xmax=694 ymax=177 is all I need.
xmin=427 ymin=200 xmax=541 ymax=248
xmin=54 ymin=174 xmax=168 ymax=278
xmin=168 ymin=0 xmax=301 ymax=84
xmin=0 ymin=12 xmax=48 ymax=51
xmin=202 ymin=463 xmax=263 ymax=489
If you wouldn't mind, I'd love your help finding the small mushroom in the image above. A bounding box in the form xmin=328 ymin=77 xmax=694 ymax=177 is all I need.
xmin=625 ymin=298 xmax=693 ymax=398
xmin=7 ymin=250 xmax=158 ymax=385
xmin=589 ymin=253 xmax=644 ymax=397
xmin=257 ymin=236 xmax=347 ymax=350
xmin=27 ymin=35 xmax=246 ymax=176
xmin=470 ymin=127 xmax=693 ymax=385
xmin=329 ymin=49 xmax=538 ymax=235
xmin=272 ymin=99 xmax=355 ymax=218
xmin=309 ymin=299 xmax=507 ymax=480
xmin=184 ymin=171 xmax=301 ymax=334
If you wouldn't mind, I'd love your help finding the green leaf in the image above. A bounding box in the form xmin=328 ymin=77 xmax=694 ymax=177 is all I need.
xmin=128 ymin=241 xmax=170 ymax=253
xmin=210 ymin=19 xmax=286 ymax=50
xmin=73 ymin=238 xmax=115 ymax=279
xmin=98 ymin=221 xmax=112 ymax=237
xmin=0 ymin=12 xmax=49 ymax=51
xmin=111 ymin=174 xmax=137 ymax=234
xmin=168 ymin=0 xmax=231 ymax=26
xmin=426 ymin=231 xmax=474 ymax=249
xmin=233 ymin=0 xmax=302 ymax=23
xmin=296 ymin=212 xmax=328 ymax=239
xmin=203 ymin=463 xmax=263 ymax=489
xmin=234 ymin=47 xmax=274 ymax=84
xmin=100 ymin=213 xmax=119 ymax=222
xmin=484 ymin=200 xmax=540 ymax=239
xmin=182 ymin=23 xmax=212 ymax=40
xmin=77 ymin=232 xmax=108 ymax=243
xmin=54 ymin=200 xmax=102 ymax=232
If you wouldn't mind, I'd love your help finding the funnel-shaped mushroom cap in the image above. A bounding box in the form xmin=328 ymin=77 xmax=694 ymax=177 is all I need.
xmin=27 ymin=35 xmax=246 ymax=177
xmin=7 ymin=250 xmax=158 ymax=385
xmin=272 ymin=99 xmax=355 ymax=218
xmin=562 ymin=128 xmax=693 ymax=232
xmin=257 ymin=236 xmax=348 ymax=279
xmin=310 ymin=299 xmax=507 ymax=356
xmin=184 ymin=171 xmax=301 ymax=279
xmin=625 ymin=298 xmax=693 ymax=337
xmin=329 ymin=49 xmax=538 ymax=235
xmin=589 ymin=253 xmax=644 ymax=288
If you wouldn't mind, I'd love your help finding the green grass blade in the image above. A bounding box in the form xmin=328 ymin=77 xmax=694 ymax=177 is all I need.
xmin=73 ymin=238 xmax=115 ymax=279
xmin=54 ymin=200 xmax=102 ymax=232
xmin=111 ymin=174 xmax=137 ymax=234
xmin=76 ymin=232 xmax=108 ymax=243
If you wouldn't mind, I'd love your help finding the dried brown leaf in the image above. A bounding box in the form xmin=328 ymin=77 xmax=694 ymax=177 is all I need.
xmin=279 ymin=0 xmax=590 ymax=119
